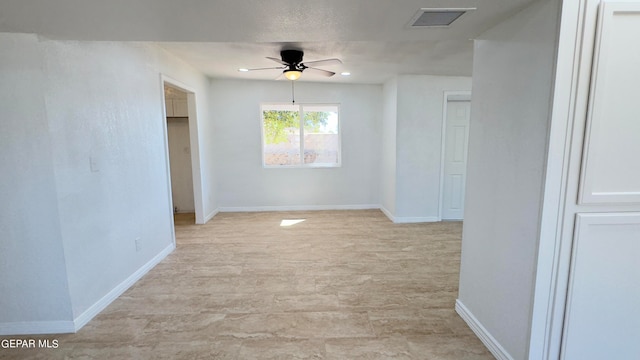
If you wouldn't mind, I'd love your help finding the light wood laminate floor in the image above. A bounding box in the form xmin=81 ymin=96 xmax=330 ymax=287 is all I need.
xmin=1 ymin=210 xmax=493 ymax=359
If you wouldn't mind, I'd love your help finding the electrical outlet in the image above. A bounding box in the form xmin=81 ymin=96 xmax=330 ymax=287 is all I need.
xmin=135 ymin=237 xmax=141 ymax=252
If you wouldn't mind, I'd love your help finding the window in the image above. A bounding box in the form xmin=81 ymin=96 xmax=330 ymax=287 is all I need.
xmin=261 ymin=104 xmax=341 ymax=167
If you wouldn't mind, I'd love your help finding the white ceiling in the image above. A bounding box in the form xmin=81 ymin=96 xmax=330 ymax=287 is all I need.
xmin=0 ymin=0 xmax=536 ymax=84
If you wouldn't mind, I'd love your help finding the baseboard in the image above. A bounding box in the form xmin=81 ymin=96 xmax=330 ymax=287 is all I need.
xmin=455 ymin=299 xmax=514 ymax=360
xmin=379 ymin=207 xmax=440 ymax=223
xmin=379 ymin=206 xmax=396 ymax=222
xmin=0 ymin=243 xmax=175 ymax=336
xmin=72 ymin=243 xmax=175 ymax=332
xmin=202 ymin=208 xmax=219 ymax=224
xmin=218 ymin=204 xmax=380 ymax=212
xmin=0 ymin=321 xmax=75 ymax=336
xmin=393 ymin=216 xmax=440 ymax=224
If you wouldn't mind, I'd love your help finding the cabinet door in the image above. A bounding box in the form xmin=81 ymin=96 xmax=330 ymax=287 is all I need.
xmin=173 ymin=99 xmax=188 ymax=117
xmin=561 ymin=213 xmax=640 ymax=360
xmin=579 ymin=2 xmax=640 ymax=205
xmin=165 ymin=98 xmax=174 ymax=117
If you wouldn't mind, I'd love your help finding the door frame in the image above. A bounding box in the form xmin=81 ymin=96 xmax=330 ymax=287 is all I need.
xmin=528 ymin=1 xmax=601 ymax=359
xmin=160 ymin=74 xmax=205 ymax=225
xmin=438 ymin=91 xmax=472 ymax=221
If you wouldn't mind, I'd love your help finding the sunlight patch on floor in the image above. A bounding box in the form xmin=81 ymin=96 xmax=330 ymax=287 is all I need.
xmin=280 ymin=219 xmax=306 ymax=227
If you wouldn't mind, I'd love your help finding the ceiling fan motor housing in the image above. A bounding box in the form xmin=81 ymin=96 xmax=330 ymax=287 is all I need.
xmin=281 ymin=50 xmax=304 ymax=65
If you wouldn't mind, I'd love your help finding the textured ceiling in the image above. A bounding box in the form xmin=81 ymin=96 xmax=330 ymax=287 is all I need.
xmin=0 ymin=0 xmax=537 ymax=84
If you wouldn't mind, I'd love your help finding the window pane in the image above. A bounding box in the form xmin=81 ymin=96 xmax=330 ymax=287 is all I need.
xmin=263 ymin=109 xmax=301 ymax=166
xmin=303 ymin=106 xmax=339 ymax=165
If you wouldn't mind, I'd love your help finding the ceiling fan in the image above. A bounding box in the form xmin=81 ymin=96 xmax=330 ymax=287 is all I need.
xmin=241 ymin=50 xmax=342 ymax=81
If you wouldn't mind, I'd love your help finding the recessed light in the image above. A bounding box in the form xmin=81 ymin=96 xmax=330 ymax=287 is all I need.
xmin=238 ymin=68 xmax=249 ymax=72
xmin=340 ymin=72 xmax=351 ymax=76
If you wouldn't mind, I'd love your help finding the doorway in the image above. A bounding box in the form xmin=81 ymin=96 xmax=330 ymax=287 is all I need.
xmin=440 ymin=92 xmax=472 ymax=220
xmin=165 ymin=85 xmax=194 ymax=214
xmin=161 ymin=77 xmax=203 ymax=225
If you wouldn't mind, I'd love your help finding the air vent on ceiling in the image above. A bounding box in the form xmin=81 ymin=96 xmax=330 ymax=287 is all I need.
xmin=409 ymin=8 xmax=475 ymax=27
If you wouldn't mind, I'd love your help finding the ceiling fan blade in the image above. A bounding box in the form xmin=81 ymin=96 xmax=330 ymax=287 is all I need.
xmin=244 ymin=66 xmax=285 ymax=71
xmin=275 ymin=72 xmax=285 ymax=80
xmin=305 ymin=67 xmax=336 ymax=77
xmin=302 ymin=58 xmax=342 ymax=67
xmin=266 ymin=56 xmax=288 ymax=65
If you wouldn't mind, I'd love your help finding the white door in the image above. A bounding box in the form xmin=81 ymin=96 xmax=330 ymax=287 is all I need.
xmin=442 ymin=100 xmax=471 ymax=220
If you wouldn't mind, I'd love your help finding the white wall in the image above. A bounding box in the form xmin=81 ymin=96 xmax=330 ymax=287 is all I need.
xmin=390 ymin=75 xmax=472 ymax=222
xmin=210 ymin=79 xmax=382 ymax=210
xmin=0 ymin=33 xmax=213 ymax=333
xmin=0 ymin=33 xmax=74 ymax=331
xmin=190 ymin=77 xmax=217 ymax=222
xmin=44 ymin=39 xmax=212 ymax=320
xmin=456 ymin=0 xmax=560 ymax=359
xmin=380 ymin=78 xmax=398 ymax=215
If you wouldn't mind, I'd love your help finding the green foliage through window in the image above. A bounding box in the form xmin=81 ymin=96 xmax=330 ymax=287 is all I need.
xmin=263 ymin=110 xmax=329 ymax=144
xmin=304 ymin=111 xmax=329 ymax=133
xmin=261 ymin=104 xmax=340 ymax=167
xmin=262 ymin=110 xmax=299 ymax=144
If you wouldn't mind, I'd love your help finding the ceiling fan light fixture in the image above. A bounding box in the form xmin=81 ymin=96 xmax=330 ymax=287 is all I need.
xmin=284 ymin=69 xmax=302 ymax=81
xmin=244 ymin=50 xmax=339 ymax=80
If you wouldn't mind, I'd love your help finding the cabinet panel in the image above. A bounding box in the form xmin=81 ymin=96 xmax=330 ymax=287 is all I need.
xmin=562 ymin=213 xmax=640 ymax=360
xmin=165 ymin=99 xmax=173 ymax=117
xmin=173 ymin=99 xmax=188 ymax=117
xmin=579 ymin=3 xmax=640 ymax=204
xmin=164 ymin=98 xmax=188 ymax=117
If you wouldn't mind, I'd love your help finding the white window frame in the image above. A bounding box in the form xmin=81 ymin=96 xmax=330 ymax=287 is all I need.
xmin=260 ymin=103 xmax=342 ymax=168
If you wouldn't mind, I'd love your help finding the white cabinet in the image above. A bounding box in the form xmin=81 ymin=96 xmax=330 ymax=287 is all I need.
xmin=562 ymin=213 xmax=640 ymax=360
xmin=559 ymin=3 xmax=640 ymax=359
xmin=165 ymin=98 xmax=188 ymax=117
xmin=578 ymin=2 xmax=640 ymax=205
